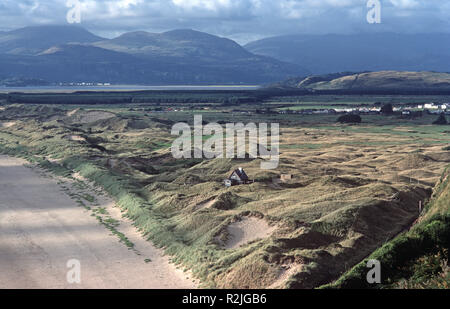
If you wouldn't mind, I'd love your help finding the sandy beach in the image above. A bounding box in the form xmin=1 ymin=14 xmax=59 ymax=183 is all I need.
xmin=0 ymin=155 xmax=196 ymax=289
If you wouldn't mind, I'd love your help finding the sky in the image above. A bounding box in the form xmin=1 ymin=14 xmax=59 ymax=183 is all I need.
xmin=0 ymin=0 xmax=449 ymax=44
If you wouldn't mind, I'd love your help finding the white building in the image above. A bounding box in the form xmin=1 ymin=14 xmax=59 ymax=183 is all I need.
xmin=424 ymin=103 xmax=439 ymax=110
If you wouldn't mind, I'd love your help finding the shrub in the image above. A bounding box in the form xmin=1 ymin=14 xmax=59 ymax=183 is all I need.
xmin=337 ymin=114 xmax=362 ymax=124
xmin=433 ymin=113 xmax=448 ymax=125
xmin=381 ymin=103 xmax=394 ymax=115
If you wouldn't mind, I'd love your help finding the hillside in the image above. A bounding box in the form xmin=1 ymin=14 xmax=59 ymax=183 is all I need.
xmin=0 ymin=26 xmax=308 ymax=85
xmin=93 ymin=29 xmax=252 ymax=60
xmin=273 ymin=71 xmax=450 ymax=91
xmin=0 ymin=25 xmax=103 ymax=56
xmin=245 ymin=33 xmax=450 ymax=74
xmin=323 ymin=166 xmax=450 ymax=289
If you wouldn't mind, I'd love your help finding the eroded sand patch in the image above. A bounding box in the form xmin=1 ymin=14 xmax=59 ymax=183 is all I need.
xmin=66 ymin=109 xmax=79 ymax=117
xmin=225 ymin=217 xmax=276 ymax=249
xmin=0 ymin=122 xmax=16 ymax=128
xmin=194 ymin=199 xmax=217 ymax=211
xmin=45 ymin=156 xmax=63 ymax=164
xmin=66 ymin=135 xmax=86 ymax=142
xmin=268 ymin=264 xmax=303 ymax=289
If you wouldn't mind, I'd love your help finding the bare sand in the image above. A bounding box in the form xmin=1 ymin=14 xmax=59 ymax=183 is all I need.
xmin=0 ymin=155 xmax=196 ymax=289
xmin=0 ymin=122 xmax=16 ymax=128
xmin=67 ymin=135 xmax=86 ymax=142
xmin=194 ymin=199 xmax=216 ymax=211
xmin=267 ymin=264 xmax=303 ymax=289
xmin=225 ymin=217 xmax=276 ymax=249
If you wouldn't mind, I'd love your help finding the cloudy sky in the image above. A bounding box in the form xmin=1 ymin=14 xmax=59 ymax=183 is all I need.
xmin=0 ymin=0 xmax=449 ymax=43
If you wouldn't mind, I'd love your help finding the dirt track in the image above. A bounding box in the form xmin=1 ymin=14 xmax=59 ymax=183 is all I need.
xmin=0 ymin=155 xmax=196 ymax=289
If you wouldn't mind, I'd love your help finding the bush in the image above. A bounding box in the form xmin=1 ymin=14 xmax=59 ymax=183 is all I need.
xmin=433 ymin=113 xmax=448 ymax=125
xmin=337 ymin=114 xmax=362 ymax=124
xmin=381 ymin=103 xmax=394 ymax=115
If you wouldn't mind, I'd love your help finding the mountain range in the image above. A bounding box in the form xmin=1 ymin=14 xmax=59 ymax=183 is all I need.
xmin=0 ymin=25 xmax=307 ymax=85
xmin=2 ymin=26 xmax=450 ymax=86
xmin=245 ymin=33 xmax=450 ymax=75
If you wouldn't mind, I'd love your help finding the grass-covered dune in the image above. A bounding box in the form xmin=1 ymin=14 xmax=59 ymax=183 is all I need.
xmin=0 ymin=102 xmax=449 ymax=289
xmin=322 ymin=166 xmax=450 ymax=289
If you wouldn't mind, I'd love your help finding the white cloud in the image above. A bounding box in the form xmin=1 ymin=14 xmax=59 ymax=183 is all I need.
xmin=171 ymin=0 xmax=233 ymax=11
xmin=0 ymin=0 xmax=449 ymax=43
xmin=389 ymin=0 xmax=420 ymax=9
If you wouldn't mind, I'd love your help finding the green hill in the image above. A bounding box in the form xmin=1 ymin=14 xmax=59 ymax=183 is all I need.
xmin=277 ymin=71 xmax=450 ymax=91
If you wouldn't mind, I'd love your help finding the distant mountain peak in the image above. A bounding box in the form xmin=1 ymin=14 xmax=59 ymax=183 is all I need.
xmin=9 ymin=24 xmax=102 ymax=39
xmin=93 ymin=27 xmax=253 ymax=60
xmin=116 ymin=31 xmax=156 ymax=38
xmin=246 ymin=32 xmax=450 ymax=74
xmin=0 ymin=25 xmax=308 ymax=85
xmin=162 ymin=29 xmax=221 ymax=40
xmin=0 ymin=24 xmax=104 ymax=56
xmin=163 ymin=28 xmax=203 ymax=34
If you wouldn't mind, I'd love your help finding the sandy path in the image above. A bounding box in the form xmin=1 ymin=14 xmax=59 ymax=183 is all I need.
xmin=0 ymin=155 xmax=196 ymax=289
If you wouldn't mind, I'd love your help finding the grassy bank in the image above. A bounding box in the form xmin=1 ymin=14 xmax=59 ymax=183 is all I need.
xmin=321 ymin=166 xmax=450 ymax=289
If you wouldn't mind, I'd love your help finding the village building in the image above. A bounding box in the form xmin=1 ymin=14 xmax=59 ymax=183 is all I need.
xmin=424 ymin=103 xmax=439 ymax=110
xmin=224 ymin=168 xmax=251 ymax=187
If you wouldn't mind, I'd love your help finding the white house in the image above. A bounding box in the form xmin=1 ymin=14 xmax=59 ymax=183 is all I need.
xmin=424 ymin=103 xmax=439 ymax=110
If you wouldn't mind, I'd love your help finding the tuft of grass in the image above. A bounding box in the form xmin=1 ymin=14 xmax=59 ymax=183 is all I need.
xmin=93 ymin=207 xmax=108 ymax=215
xmin=96 ymin=215 xmax=135 ymax=249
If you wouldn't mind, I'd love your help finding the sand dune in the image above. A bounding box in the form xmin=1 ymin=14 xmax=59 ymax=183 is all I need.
xmin=224 ymin=217 xmax=276 ymax=249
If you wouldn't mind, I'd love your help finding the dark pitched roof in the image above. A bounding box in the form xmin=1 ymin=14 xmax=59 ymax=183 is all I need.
xmin=230 ymin=168 xmax=249 ymax=181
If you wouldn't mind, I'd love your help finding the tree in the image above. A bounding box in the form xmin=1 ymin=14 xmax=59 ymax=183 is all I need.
xmin=433 ymin=112 xmax=448 ymax=125
xmin=381 ymin=103 xmax=394 ymax=115
xmin=337 ymin=114 xmax=362 ymax=124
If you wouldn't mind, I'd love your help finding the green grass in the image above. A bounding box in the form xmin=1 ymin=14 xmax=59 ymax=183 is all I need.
xmin=96 ymin=215 xmax=135 ymax=249
xmin=320 ymin=166 xmax=450 ymax=289
xmin=394 ymin=250 xmax=449 ymax=289
xmin=93 ymin=207 xmax=108 ymax=215
xmin=0 ymin=141 xmax=260 ymax=287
